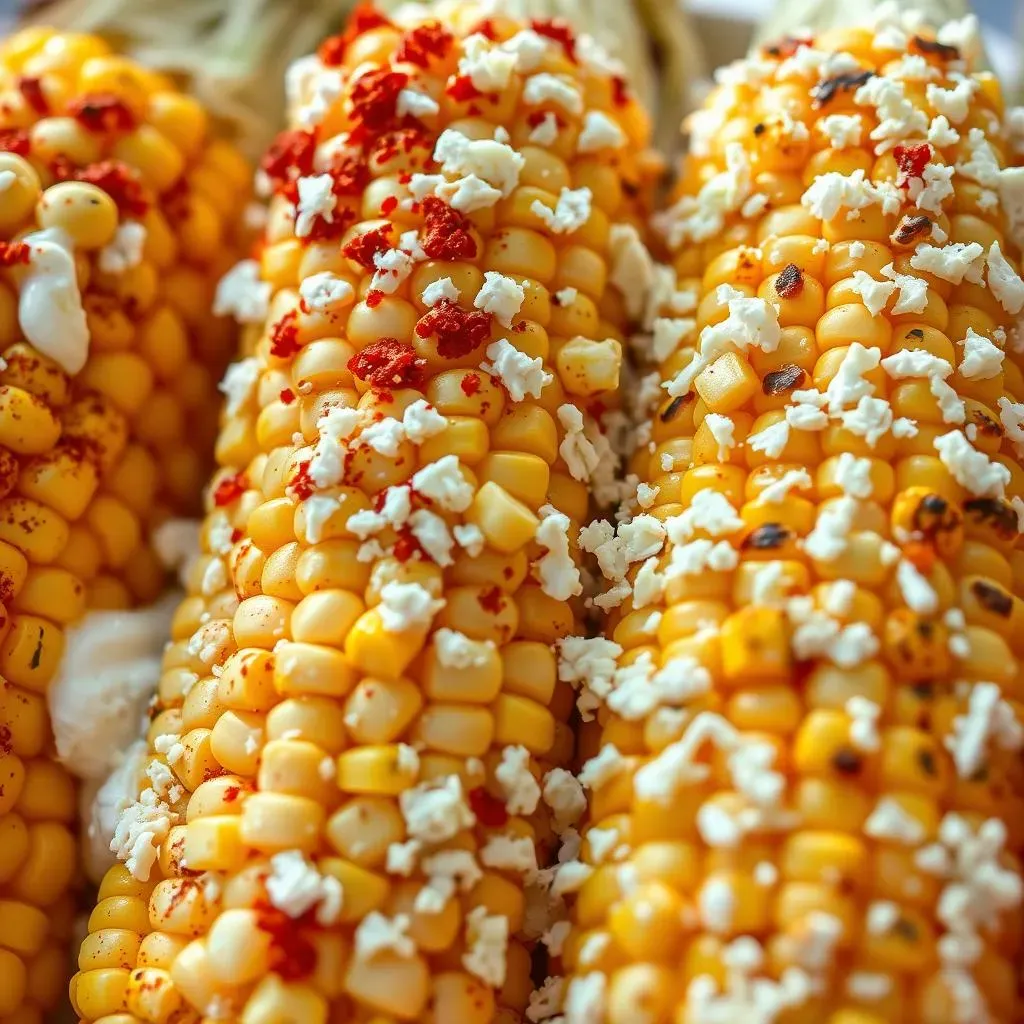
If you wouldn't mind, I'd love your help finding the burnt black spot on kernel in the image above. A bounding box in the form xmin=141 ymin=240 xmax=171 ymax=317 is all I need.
xmin=813 ymin=70 xmax=874 ymax=107
xmin=762 ymin=364 xmax=805 ymax=395
xmin=917 ymin=748 xmax=938 ymax=777
xmin=776 ymin=263 xmax=804 ymax=298
xmin=832 ymin=748 xmax=863 ymax=775
xmin=910 ymin=35 xmax=960 ymax=61
xmin=963 ymin=498 xmax=1018 ymax=540
xmin=742 ymin=523 xmax=791 ymax=550
xmin=972 ymin=580 xmax=1012 ymax=617
xmin=660 ymin=393 xmax=692 ymax=422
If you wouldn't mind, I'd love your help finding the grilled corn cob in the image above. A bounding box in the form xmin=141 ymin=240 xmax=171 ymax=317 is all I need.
xmin=552 ymin=10 xmax=1024 ymax=1024
xmin=0 ymin=27 xmax=249 ymax=1024
xmin=70 ymin=5 xmax=655 ymax=1022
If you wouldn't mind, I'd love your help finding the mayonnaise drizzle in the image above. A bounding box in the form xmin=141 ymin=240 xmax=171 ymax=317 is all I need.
xmin=18 ymin=226 xmax=89 ymax=374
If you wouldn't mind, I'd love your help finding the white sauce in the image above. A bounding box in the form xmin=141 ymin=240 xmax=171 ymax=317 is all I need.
xmin=48 ymin=592 xmax=180 ymax=781
xmin=17 ymin=227 xmax=89 ymax=374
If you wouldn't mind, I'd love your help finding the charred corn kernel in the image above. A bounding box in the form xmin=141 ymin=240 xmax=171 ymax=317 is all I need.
xmin=561 ymin=14 xmax=1024 ymax=1024
xmin=0 ymin=27 xmax=251 ymax=1023
xmin=72 ymin=6 xmax=658 ymax=1022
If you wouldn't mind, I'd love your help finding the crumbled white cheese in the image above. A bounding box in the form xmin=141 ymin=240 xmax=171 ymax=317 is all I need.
xmin=300 ymin=271 xmax=355 ymax=314
xmin=396 ymin=86 xmax=439 ymax=119
xmin=481 ymin=338 xmax=552 ymax=401
xmin=98 ymin=221 xmax=146 ymax=275
xmin=378 ymin=580 xmax=445 ymax=632
xmin=399 ymin=775 xmax=474 ymax=843
xmin=434 ymin=628 xmax=494 ymax=670
xmin=531 ymin=186 xmax=592 ymax=235
xmin=411 ymin=454 xmax=474 ymax=511
xmin=354 ymin=912 xmax=415 ymax=961
xmin=528 ymin=112 xmax=559 ymax=146
xmin=421 ymin=276 xmax=460 ymax=306
xmin=818 ymin=113 xmax=862 ymax=149
xmin=475 ymin=270 xmax=524 ymax=327
xmin=434 ymin=129 xmax=525 ymax=197
xmin=266 ymin=850 xmax=343 ymax=925
xmin=934 ymin=430 xmax=1010 ymax=498
xmin=959 ymin=327 xmax=1004 ymax=380
xmin=295 ymin=174 xmax=337 ymax=237
xmin=986 ymin=241 xmax=1024 ymax=314
xmin=909 ymin=242 xmax=985 ymax=285
xmin=535 ymin=506 xmax=582 ymax=601
xmin=577 ymin=110 xmax=626 ymax=153
xmin=523 ymin=73 xmax=583 ymax=115
xmin=927 ymin=78 xmax=977 ymax=125
xmin=801 ymin=169 xmax=901 ymax=221
xmin=496 ymin=745 xmax=541 ymax=816
xmin=214 ymin=260 xmax=271 ymax=325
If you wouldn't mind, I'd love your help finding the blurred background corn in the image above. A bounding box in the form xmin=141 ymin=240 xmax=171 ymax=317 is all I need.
xmin=24 ymin=0 xmax=705 ymax=162
xmin=70 ymin=4 xmax=659 ymax=1022
xmin=0 ymin=25 xmax=249 ymax=1024
xmin=551 ymin=8 xmax=1024 ymax=1024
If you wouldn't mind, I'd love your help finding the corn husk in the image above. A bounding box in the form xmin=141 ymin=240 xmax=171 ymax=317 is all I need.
xmin=752 ymin=0 xmax=979 ymax=56
xmin=26 ymin=0 xmax=705 ymax=160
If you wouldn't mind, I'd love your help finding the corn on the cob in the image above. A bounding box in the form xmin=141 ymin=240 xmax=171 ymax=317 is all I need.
xmin=70 ymin=5 xmax=655 ymax=1022
xmin=552 ymin=10 xmax=1024 ymax=1024
xmin=0 ymin=27 xmax=250 ymax=1024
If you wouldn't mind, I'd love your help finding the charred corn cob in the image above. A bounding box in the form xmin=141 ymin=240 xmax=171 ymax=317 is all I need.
xmin=552 ymin=10 xmax=1024 ymax=1024
xmin=0 ymin=27 xmax=250 ymax=1024
xmin=70 ymin=5 xmax=655 ymax=1022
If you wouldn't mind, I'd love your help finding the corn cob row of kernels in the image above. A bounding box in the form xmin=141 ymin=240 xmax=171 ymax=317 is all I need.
xmin=0 ymin=27 xmax=250 ymax=1024
xmin=550 ymin=10 xmax=1024 ymax=1024
xmin=70 ymin=5 xmax=657 ymax=1023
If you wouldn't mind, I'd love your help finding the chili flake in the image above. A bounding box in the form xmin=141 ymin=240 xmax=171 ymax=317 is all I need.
xmin=460 ymin=373 xmax=482 ymax=396
xmin=68 ymin=93 xmax=137 ymax=133
xmin=269 ymin=310 xmax=301 ymax=359
xmin=447 ymin=75 xmax=483 ymax=102
xmin=75 ymin=161 xmax=150 ymax=217
xmin=290 ymin=460 xmax=316 ymax=501
xmin=395 ymin=21 xmax=454 ymax=67
xmin=0 ymin=242 xmax=31 ymax=266
xmin=415 ymin=300 xmax=493 ymax=359
xmin=342 ymin=224 xmax=393 ymax=269
xmin=261 ymin=128 xmax=317 ymax=199
xmin=17 ymin=76 xmax=48 ymax=115
xmin=893 ymin=142 xmax=931 ymax=187
xmin=478 ymin=586 xmax=504 ymax=614
xmin=421 ymin=195 xmax=477 ymax=261
xmin=0 ymin=129 xmax=30 ymax=156
xmin=611 ymin=76 xmax=629 ymax=107
xmin=256 ymin=905 xmax=318 ymax=981
xmin=280 ymin=388 xmax=296 ymax=405
xmin=469 ymin=786 xmax=509 ymax=828
xmin=531 ymin=18 xmax=577 ymax=60
xmin=318 ymin=3 xmax=392 ymax=66
xmin=348 ymin=338 xmax=427 ymax=389
xmin=349 ymin=67 xmax=410 ymax=140
xmin=393 ymin=527 xmax=426 ymax=563
xmin=213 ymin=473 xmax=248 ymax=507
xmin=468 ymin=18 xmax=499 ymax=40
